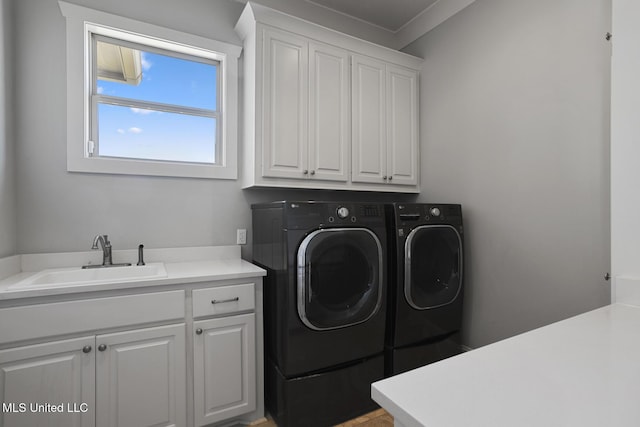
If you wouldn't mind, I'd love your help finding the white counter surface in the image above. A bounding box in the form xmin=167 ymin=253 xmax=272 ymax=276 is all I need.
xmin=0 ymin=245 xmax=265 ymax=300
xmin=372 ymin=303 xmax=640 ymax=427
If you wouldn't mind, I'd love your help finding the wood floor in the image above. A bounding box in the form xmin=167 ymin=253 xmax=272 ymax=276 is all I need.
xmin=250 ymin=409 xmax=393 ymax=427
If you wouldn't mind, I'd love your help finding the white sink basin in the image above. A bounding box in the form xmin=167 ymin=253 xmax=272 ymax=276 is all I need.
xmin=11 ymin=263 xmax=168 ymax=289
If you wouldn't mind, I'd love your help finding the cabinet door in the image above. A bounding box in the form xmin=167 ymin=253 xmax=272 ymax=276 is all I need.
xmin=262 ymin=27 xmax=308 ymax=179
xmin=95 ymin=324 xmax=186 ymax=427
xmin=387 ymin=65 xmax=419 ymax=186
xmin=351 ymin=54 xmax=387 ymax=184
xmin=193 ymin=313 xmax=256 ymax=427
xmin=308 ymin=41 xmax=349 ymax=182
xmin=0 ymin=336 xmax=95 ymax=427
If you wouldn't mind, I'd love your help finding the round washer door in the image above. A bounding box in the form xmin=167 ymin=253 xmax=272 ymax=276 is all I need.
xmin=297 ymin=228 xmax=383 ymax=330
xmin=404 ymin=225 xmax=463 ymax=310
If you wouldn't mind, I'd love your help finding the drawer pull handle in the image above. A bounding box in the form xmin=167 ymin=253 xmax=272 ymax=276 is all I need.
xmin=211 ymin=297 xmax=240 ymax=305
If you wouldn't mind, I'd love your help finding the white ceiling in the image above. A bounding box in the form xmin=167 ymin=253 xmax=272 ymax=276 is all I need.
xmin=305 ymin=0 xmax=439 ymax=32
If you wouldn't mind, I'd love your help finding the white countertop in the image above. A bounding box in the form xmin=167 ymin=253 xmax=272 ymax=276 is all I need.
xmin=372 ymin=303 xmax=640 ymax=427
xmin=0 ymin=245 xmax=265 ymax=300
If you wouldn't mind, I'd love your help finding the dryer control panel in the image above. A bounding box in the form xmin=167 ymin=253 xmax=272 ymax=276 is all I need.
xmin=284 ymin=202 xmax=384 ymax=229
xmin=396 ymin=204 xmax=461 ymax=223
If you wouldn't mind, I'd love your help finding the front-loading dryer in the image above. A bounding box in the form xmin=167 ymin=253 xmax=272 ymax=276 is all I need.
xmin=385 ymin=203 xmax=464 ymax=376
xmin=252 ymin=201 xmax=387 ymax=427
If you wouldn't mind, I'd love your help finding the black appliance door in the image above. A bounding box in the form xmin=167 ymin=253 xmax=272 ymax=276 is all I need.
xmin=297 ymin=228 xmax=383 ymax=330
xmin=404 ymin=225 xmax=463 ymax=310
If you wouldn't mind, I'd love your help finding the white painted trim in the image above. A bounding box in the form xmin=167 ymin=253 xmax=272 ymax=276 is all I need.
xmin=611 ymin=0 xmax=640 ymax=279
xmin=394 ymin=0 xmax=476 ymax=49
xmin=58 ymin=1 xmax=241 ymax=180
xmin=237 ymin=2 xmax=423 ymax=67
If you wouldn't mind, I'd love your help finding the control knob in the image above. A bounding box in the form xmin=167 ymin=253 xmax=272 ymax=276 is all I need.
xmin=337 ymin=207 xmax=350 ymax=219
xmin=429 ymin=207 xmax=441 ymax=217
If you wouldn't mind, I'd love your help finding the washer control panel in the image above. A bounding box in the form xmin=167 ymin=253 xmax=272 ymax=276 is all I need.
xmin=327 ymin=203 xmax=383 ymax=225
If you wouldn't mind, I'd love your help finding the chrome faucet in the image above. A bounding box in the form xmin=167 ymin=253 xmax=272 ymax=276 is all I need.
xmin=92 ymin=234 xmax=113 ymax=266
xmin=82 ymin=235 xmax=131 ymax=269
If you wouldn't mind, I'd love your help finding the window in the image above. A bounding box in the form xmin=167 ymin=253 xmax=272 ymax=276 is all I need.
xmin=60 ymin=2 xmax=241 ymax=179
xmin=92 ymin=35 xmax=221 ymax=164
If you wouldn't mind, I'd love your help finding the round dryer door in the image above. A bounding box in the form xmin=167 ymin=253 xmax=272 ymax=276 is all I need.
xmin=405 ymin=225 xmax=463 ymax=310
xmin=297 ymin=228 xmax=383 ymax=330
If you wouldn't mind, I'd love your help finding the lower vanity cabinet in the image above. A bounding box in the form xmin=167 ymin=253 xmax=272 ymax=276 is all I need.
xmin=0 ymin=278 xmax=264 ymax=427
xmin=0 ymin=336 xmax=96 ymax=427
xmin=95 ymin=324 xmax=186 ymax=427
xmin=192 ymin=282 xmax=258 ymax=427
xmin=0 ymin=323 xmax=187 ymax=427
xmin=193 ymin=314 xmax=256 ymax=426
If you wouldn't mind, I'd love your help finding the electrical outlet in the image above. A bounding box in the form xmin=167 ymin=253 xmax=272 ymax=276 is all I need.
xmin=236 ymin=229 xmax=247 ymax=245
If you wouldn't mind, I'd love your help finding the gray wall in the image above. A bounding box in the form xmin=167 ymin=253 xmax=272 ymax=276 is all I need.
xmin=404 ymin=0 xmax=611 ymax=347
xmin=12 ymin=0 xmax=413 ymax=257
xmin=9 ymin=0 xmax=611 ymax=348
xmin=0 ymin=0 xmax=16 ymax=258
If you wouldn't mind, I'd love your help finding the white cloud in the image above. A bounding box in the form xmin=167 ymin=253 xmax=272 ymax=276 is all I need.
xmin=129 ymin=127 xmax=143 ymax=134
xmin=117 ymin=129 xmax=125 ymax=134
xmin=130 ymin=107 xmax=153 ymax=115
xmin=141 ymin=52 xmax=152 ymax=71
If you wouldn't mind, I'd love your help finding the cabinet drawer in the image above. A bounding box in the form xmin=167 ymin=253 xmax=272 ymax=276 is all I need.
xmin=192 ymin=283 xmax=255 ymax=317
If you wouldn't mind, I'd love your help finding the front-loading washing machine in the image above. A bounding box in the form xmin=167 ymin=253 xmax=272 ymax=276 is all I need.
xmin=385 ymin=203 xmax=464 ymax=376
xmin=252 ymin=201 xmax=387 ymax=427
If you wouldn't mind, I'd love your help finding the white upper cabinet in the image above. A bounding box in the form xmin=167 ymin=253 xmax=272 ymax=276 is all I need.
xmin=236 ymin=2 xmax=422 ymax=192
xmin=260 ymin=29 xmax=349 ymax=182
xmin=386 ymin=64 xmax=419 ymax=186
xmin=351 ymin=54 xmax=387 ymax=184
xmin=351 ymin=55 xmax=419 ymax=187
xmin=262 ymin=28 xmax=309 ymax=179
xmin=308 ymin=41 xmax=350 ymax=182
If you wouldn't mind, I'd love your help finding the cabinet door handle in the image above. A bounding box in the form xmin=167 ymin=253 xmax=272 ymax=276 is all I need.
xmin=195 ymin=328 xmax=203 ymax=335
xmin=82 ymin=345 xmax=92 ymax=354
xmin=382 ymin=176 xmax=387 ymax=180
xmin=211 ymin=297 xmax=240 ymax=305
xmin=303 ymin=170 xmax=309 ymax=175
xmin=388 ymin=176 xmax=393 ymax=181
xmin=98 ymin=344 xmax=107 ymax=352
xmin=310 ymin=170 xmax=315 ymax=175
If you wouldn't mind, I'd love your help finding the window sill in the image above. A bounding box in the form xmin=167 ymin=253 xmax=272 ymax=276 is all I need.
xmin=67 ymin=156 xmax=237 ymax=180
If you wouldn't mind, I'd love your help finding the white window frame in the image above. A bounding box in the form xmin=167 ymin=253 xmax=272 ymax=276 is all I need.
xmin=59 ymin=1 xmax=241 ymax=179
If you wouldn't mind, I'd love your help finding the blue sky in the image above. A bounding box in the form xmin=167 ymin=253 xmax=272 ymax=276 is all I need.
xmin=97 ymin=49 xmax=218 ymax=164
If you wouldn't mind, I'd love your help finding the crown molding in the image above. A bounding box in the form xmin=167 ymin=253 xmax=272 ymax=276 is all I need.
xmin=394 ymin=0 xmax=476 ymax=49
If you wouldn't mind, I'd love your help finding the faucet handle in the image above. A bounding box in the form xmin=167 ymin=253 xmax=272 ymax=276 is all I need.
xmin=137 ymin=244 xmax=145 ymax=266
